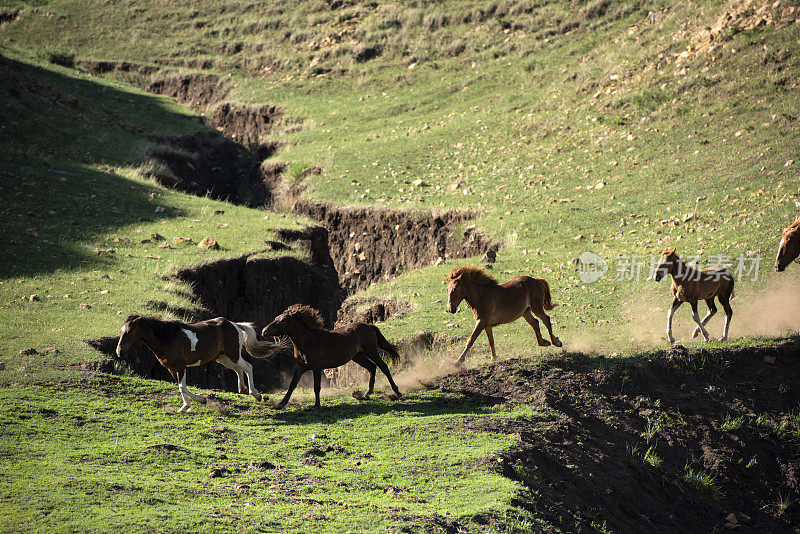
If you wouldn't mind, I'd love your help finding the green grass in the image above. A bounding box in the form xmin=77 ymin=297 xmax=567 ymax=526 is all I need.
xmin=2 ymin=0 xmax=800 ymax=531
xmin=0 ymin=382 xmax=525 ymax=533
xmin=683 ymin=462 xmax=724 ymax=500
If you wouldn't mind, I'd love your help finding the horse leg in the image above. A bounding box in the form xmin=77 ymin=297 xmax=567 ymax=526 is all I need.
xmin=177 ymin=369 xmax=205 ymax=412
xmin=363 ymin=349 xmax=402 ymax=399
xmin=454 ymin=320 xmax=485 ymax=366
xmin=485 ymin=327 xmax=497 ymax=362
xmin=692 ymin=298 xmax=717 ymax=339
xmin=719 ymin=294 xmax=733 ymax=341
xmin=532 ymin=309 xmax=562 ymax=347
xmin=522 ymin=310 xmax=550 ymax=347
xmin=312 ymin=368 xmax=322 ymax=410
xmin=666 ymin=298 xmax=682 ymax=344
xmin=217 ymin=354 xmax=262 ymax=402
xmin=352 ymin=354 xmax=377 ymax=398
xmin=275 ymin=364 xmax=306 ymax=410
xmin=690 ymin=301 xmax=710 ymax=341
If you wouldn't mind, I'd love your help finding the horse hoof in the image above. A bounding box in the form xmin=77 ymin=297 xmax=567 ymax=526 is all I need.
xmin=178 ymin=405 xmax=190 ymax=413
xmin=252 ymin=393 xmax=262 ymax=402
xmin=453 ymin=359 xmax=465 ymax=367
xmin=538 ymin=340 xmax=551 ymax=347
xmin=198 ymin=397 xmax=207 ymax=404
xmin=393 ymin=392 xmax=403 ymax=400
xmin=691 ymin=331 xmax=699 ymax=339
xmin=274 ymin=402 xmax=286 ymax=411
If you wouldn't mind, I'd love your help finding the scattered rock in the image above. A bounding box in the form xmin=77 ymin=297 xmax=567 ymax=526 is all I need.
xmin=198 ymin=236 xmax=220 ymax=250
xmin=763 ymin=355 xmax=776 ymax=364
xmin=29 ymin=294 xmax=40 ymax=302
xmin=481 ymin=250 xmax=497 ymax=264
xmin=411 ymin=178 xmax=425 ymax=187
xmin=19 ymin=348 xmax=37 ymax=356
xmin=0 ymin=362 xmax=4 ymax=371
xmin=435 ymin=257 xmax=445 ymax=266
xmin=151 ymin=233 xmax=165 ymax=241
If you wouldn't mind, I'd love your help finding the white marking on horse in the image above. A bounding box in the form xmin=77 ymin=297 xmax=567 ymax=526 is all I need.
xmin=230 ymin=321 xmax=245 ymax=354
xmin=182 ymin=329 xmax=199 ymax=351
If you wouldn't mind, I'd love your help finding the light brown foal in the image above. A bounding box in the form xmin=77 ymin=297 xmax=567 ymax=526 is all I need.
xmin=653 ymin=248 xmax=734 ymax=344
xmin=117 ymin=315 xmax=281 ymax=412
xmin=446 ymin=266 xmax=561 ymax=366
xmin=776 ymin=218 xmax=800 ymax=272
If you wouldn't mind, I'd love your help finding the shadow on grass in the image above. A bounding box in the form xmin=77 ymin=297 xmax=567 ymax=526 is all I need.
xmin=262 ymin=389 xmax=507 ymax=426
xmin=0 ymin=55 xmax=206 ymax=278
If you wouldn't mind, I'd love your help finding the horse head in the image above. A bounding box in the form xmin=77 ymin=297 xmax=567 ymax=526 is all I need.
xmin=776 ymin=222 xmax=800 ymax=272
xmin=262 ymin=312 xmax=291 ymax=337
xmin=117 ymin=314 xmax=143 ymax=357
xmin=653 ymin=248 xmax=677 ymax=282
xmin=446 ymin=272 xmax=466 ymax=313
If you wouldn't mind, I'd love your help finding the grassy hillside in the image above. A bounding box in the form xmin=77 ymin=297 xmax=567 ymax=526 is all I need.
xmin=2 ymin=0 xmax=800 ymax=531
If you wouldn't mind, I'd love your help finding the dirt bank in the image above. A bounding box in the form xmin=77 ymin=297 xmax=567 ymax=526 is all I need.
xmin=145 ymin=132 xmax=279 ymax=207
xmin=435 ymin=340 xmax=800 ymax=533
xmin=294 ymin=199 xmax=498 ymax=292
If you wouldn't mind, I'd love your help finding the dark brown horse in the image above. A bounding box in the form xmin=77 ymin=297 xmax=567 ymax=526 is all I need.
xmin=261 ymin=304 xmax=402 ymax=410
xmin=776 ymin=218 xmax=800 ymax=272
xmin=653 ymin=248 xmax=734 ymax=343
xmin=116 ymin=315 xmax=282 ymax=412
xmin=446 ymin=266 xmax=561 ymax=366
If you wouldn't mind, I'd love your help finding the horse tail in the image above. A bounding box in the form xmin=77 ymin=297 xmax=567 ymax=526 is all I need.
xmin=539 ymin=279 xmax=557 ymax=311
xmin=234 ymin=322 xmax=284 ymax=359
xmin=371 ymin=325 xmax=401 ymax=366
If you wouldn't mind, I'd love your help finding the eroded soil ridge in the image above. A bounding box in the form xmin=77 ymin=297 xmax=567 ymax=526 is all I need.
xmin=436 ymin=341 xmax=800 ymax=533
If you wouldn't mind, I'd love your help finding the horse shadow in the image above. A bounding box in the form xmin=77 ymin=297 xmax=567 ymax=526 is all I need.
xmin=259 ymin=387 xmax=507 ymax=427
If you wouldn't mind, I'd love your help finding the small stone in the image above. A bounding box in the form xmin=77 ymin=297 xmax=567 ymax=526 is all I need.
xmin=29 ymin=294 xmax=40 ymax=302
xmin=0 ymin=362 xmax=4 ymax=371
xmin=411 ymin=178 xmax=425 ymax=187
xmin=725 ymin=513 xmax=738 ymax=525
xmin=151 ymin=233 xmax=165 ymax=241
xmin=764 ymin=356 xmax=776 ymax=364
xmin=213 ymin=210 xmax=225 ymax=215
xmin=449 ymin=181 xmax=462 ymax=191
xmin=198 ymin=237 xmax=220 ymax=250
xmin=434 ymin=257 xmax=445 ymax=266
xmin=481 ymin=250 xmax=497 ymax=264
xmin=19 ymin=348 xmax=37 ymax=356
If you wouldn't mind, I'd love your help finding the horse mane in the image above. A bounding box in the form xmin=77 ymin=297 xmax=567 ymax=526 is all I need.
xmin=448 ymin=266 xmax=500 ymax=286
xmin=285 ymin=304 xmax=325 ymax=330
xmin=783 ymin=217 xmax=800 ymax=236
xmin=131 ymin=315 xmax=190 ymax=344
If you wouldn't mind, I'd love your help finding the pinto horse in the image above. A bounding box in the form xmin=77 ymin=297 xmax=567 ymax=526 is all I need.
xmin=653 ymin=248 xmax=734 ymax=343
xmin=261 ymin=304 xmax=402 ymax=410
xmin=776 ymin=218 xmax=800 ymax=272
xmin=446 ymin=266 xmax=561 ymax=366
xmin=116 ymin=315 xmax=282 ymax=412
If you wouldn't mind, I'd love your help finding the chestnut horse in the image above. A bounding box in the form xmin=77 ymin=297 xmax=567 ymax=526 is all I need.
xmin=116 ymin=315 xmax=283 ymax=412
xmin=446 ymin=266 xmax=561 ymax=366
xmin=775 ymin=218 xmax=800 ymax=272
xmin=262 ymin=304 xmax=402 ymax=410
xmin=653 ymin=248 xmax=734 ymax=343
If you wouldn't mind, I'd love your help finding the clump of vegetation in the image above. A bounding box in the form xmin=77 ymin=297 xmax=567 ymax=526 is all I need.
xmin=47 ymin=50 xmax=74 ymax=68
